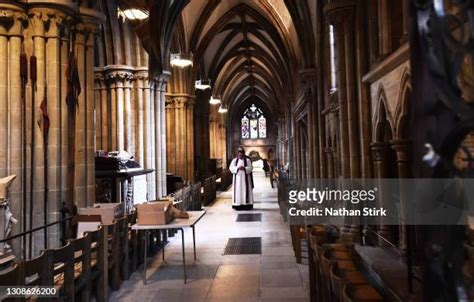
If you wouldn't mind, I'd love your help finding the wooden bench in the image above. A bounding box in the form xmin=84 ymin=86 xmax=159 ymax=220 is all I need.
xmin=68 ymin=233 xmax=92 ymax=301
xmin=46 ymin=241 xmax=75 ymax=301
xmin=106 ymin=222 xmax=121 ymax=291
xmin=0 ymin=263 xmax=22 ymax=302
xmin=115 ymin=216 xmax=130 ymax=281
xmin=86 ymin=226 xmax=108 ymax=302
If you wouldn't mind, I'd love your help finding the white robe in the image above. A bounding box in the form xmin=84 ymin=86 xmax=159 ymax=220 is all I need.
xmin=229 ymin=157 xmax=254 ymax=206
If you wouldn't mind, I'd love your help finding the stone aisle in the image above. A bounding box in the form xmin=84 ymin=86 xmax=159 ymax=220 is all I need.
xmin=111 ymin=171 xmax=310 ymax=302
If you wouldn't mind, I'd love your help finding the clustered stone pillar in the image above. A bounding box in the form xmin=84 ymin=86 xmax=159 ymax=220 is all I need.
xmin=325 ymin=1 xmax=361 ymax=241
xmin=166 ymin=94 xmax=195 ymax=182
xmin=0 ymin=2 xmax=102 ymax=257
xmin=0 ymin=4 xmax=27 ymax=254
xmin=104 ymin=65 xmax=134 ymax=154
xmin=391 ymin=139 xmax=412 ymax=250
xmin=95 ymin=66 xmax=170 ymax=200
xmin=371 ymin=142 xmax=393 ymax=246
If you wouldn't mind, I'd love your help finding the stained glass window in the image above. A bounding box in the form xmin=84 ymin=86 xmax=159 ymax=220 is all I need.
xmin=259 ymin=115 xmax=266 ymax=138
xmin=241 ymin=116 xmax=250 ymax=139
xmin=241 ymin=104 xmax=267 ymax=139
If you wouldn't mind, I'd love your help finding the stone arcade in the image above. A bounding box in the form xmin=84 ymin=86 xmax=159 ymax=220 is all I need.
xmin=0 ymin=0 xmax=472 ymax=301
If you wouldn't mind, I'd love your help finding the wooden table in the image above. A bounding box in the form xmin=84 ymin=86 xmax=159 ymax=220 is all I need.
xmin=131 ymin=210 xmax=206 ymax=284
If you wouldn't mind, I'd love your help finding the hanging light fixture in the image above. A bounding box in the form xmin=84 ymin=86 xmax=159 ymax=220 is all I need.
xmin=195 ymin=79 xmax=211 ymax=90
xmin=118 ymin=8 xmax=149 ymax=21
xmin=218 ymin=105 xmax=228 ymax=114
xmin=170 ymin=53 xmax=193 ymax=68
xmin=209 ymin=95 xmax=221 ymax=105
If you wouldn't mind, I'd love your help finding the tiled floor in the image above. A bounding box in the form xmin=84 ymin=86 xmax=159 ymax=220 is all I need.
xmin=111 ymin=171 xmax=310 ymax=302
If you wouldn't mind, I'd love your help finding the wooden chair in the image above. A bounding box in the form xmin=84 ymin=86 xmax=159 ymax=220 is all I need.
xmin=342 ymin=283 xmax=383 ymax=302
xmin=106 ymin=222 xmax=121 ymax=291
xmin=68 ymin=233 xmax=92 ymax=301
xmin=45 ymin=241 xmax=75 ymax=301
xmin=0 ymin=263 xmax=22 ymax=302
xmin=86 ymin=226 xmax=108 ymax=302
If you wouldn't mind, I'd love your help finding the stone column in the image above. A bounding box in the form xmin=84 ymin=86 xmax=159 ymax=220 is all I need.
xmin=158 ymin=73 xmax=170 ymax=196
xmin=75 ymin=14 xmax=102 ymax=207
xmin=165 ymin=94 xmax=194 ymax=182
xmin=0 ymin=4 xmax=27 ymax=255
xmin=152 ymin=79 xmax=162 ymax=197
xmin=391 ymin=139 xmax=412 ymax=250
xmin=94 ymin=68 xmax=109 ymax=151
xmin=325 ymin=7 xmax=350 ymax=179
xmin=145 ymin=77 xmax=156 ymax=199
xmin=104 ymin=65 xmax=134 ymax=153
xmin=371 ymin=142 xmax=394 ymax=246
xmin=342 ymin=7 xmax=361 ymax=179
xmin=134 ymin=68 xmax=148 ymax=168
xmin=377 ymin=0 xmax=391 ymax=57
xmin=300 ymin=69 xmax=319 ymax=179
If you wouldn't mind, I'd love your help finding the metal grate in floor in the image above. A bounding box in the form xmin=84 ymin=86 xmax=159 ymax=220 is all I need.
xmin=236 ymin=213 xmax=262 ymax=222
xmin=223 ymin=237 xmax=262 ymax=255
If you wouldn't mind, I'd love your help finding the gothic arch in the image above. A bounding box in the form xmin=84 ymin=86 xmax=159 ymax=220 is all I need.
xmin=395 ymin=69 xmax=412 ymax=140
xmin=373 ymin=86 xmax=395 ymax=142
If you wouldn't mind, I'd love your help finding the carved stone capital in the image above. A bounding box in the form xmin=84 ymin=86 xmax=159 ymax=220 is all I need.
xmin=371 ymin=142 xmax=389 ymax=162
xmin=390 ymin=139 xmax=412 ymax=163
xmin=104 ymin=65 xmax=135 ymax=84
xmin=165 ymin=94 xmax=195 ymax=109
xmin=28 ymin=9 xmax=50 ymax=36
xmin=0 ymin=4 xmax=28 ymax=36
xmin=46 ymin=10 xmax=72 ymax=38
xmin=134 ymin=67 xmax=149 ymax=81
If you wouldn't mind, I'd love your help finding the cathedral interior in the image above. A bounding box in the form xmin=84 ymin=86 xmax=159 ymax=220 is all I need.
xmin=0 ymin=0 xmax=473 ymax=301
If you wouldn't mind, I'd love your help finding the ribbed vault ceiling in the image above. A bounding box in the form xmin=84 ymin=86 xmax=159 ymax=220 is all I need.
xmin=119 ymin=0 xmax=308 ymax=117
xmin=183 ymin=0 xmax=300 ymax=116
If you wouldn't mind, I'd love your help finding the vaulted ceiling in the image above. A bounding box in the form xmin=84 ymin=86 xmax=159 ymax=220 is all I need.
xmin=181 ymin=0 xmax=302 ymax=116
xmin=119 ymin=0 xmax=314 ymax=117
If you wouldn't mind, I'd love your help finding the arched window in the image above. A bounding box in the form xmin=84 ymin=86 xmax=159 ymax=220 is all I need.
xmin=241 ymin=104 xmax=267 ymax=139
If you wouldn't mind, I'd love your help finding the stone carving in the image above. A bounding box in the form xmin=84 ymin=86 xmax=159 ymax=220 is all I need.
xmin=0 ymin=175 xmax=18 ymax=255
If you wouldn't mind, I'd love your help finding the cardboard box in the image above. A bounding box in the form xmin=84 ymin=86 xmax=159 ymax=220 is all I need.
xmin=136 ymin=201 xmax=174 ymax=225
xmin=78 ymin=203 xmax=123 ymax=225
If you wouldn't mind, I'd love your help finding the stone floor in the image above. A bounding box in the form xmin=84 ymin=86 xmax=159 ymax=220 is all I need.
xmin=111 ymin=171 xmax=310 ymax=302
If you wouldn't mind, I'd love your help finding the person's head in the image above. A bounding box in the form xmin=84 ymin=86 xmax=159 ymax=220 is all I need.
xmin=237 ymin=148 xmax=245 ymax=159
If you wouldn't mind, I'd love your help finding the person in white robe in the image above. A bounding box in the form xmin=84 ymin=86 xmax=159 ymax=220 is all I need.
xmin=229 ymin=148 xmax=254 ymax=210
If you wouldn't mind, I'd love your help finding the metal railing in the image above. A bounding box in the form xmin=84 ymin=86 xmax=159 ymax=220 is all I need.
xmin=0 ymin=205 xmax=73 ymax=260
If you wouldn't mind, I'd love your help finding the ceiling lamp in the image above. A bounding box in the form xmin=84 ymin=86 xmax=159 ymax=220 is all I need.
xmin=195 ymin=79 xmax=211 ymax=90
xmin=218 ymin=105 xmax=228 ymax=114
xmin=118 ymin=8 xmax=148 ymax=21
xmin=209 ymin=96 xmax=221 ymax=105
xmin=170 ymin=53 xmax=193 ymax=68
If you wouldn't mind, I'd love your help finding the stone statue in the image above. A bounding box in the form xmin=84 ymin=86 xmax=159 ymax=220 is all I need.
xmin=0 ymin=175 xmax=17 ymax=255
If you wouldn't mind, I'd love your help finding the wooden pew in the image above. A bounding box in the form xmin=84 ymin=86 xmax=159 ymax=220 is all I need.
xmin=68 ymin=233 xmax=92 ymax=301
xmin=86 ymin=226 xmax=108 ymax=302
xmin=115 ymin=216 xmax=130 ymax=281
xmin=45 ymin=241 xmax=75 ymax=301
xmin=0 ymin=263 xmax=22 ymax=302
xmin=127 ymin=212 xmax=138 ymax=273
xmin=106 ymin=222 xmax=121 ymax=291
